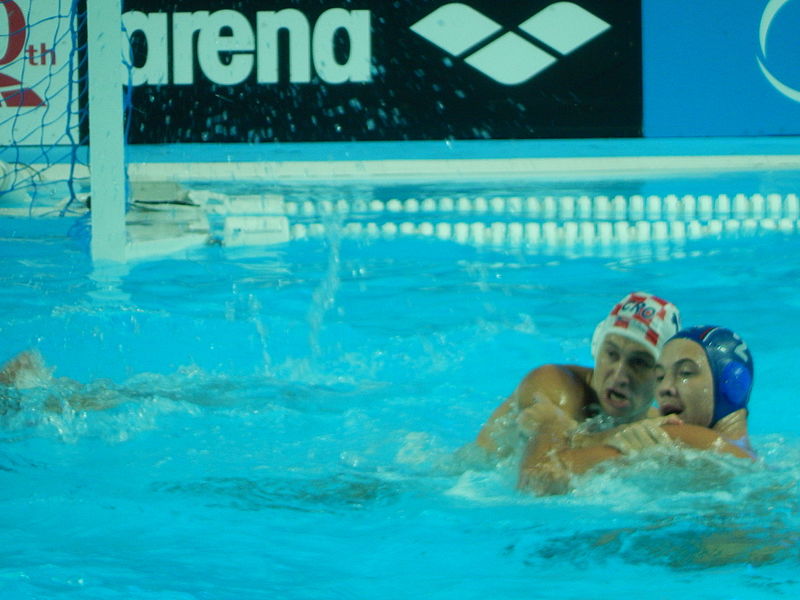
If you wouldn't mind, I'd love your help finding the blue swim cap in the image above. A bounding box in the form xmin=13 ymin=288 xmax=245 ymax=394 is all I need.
xmin=670 ymin=326 xmax=754 ymax=427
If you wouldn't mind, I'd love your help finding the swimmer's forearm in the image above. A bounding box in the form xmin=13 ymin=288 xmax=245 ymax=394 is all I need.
xmin=517 ymin=423 xmax=574 ymax=495
xmin=475 ymin=397 xmax=515 ymax=455
xmin=556 ymin=445 xmax=622 ymax=474
xmin=569 ymin=428 xmax=618 ymax=448
xmin=660 ymin=424 xmax=752 ymax=459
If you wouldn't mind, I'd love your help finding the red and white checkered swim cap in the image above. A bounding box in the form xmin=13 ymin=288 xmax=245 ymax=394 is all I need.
xmin=591 ymin=292 xmax=681 ymax=359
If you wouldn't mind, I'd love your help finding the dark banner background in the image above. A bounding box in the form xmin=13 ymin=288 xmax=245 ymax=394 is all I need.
xmin=122 ymin=0 xmax=642 ymax=143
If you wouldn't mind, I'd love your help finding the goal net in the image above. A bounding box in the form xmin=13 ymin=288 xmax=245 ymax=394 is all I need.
xmin=0 ymin=0 xmax=86 ymax=215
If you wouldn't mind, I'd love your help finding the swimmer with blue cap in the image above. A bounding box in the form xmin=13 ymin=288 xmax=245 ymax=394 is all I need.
xmin=654 ymin=325 xmax=754 ymax=457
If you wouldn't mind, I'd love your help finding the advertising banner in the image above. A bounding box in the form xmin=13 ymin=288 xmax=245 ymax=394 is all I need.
xmin=0 ymin=0 xmax=79 ymax=146
xmin=644 ymin=0 xmax=800 ymax=137
xmin=122 ymin=0 xmax=642 ymax=143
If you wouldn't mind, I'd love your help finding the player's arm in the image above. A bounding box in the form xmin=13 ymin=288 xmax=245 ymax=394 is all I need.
xmin=475 ymin=364 xmax=587 ymax=456
xmin=661 ymin=424 xmax=753 ymax=459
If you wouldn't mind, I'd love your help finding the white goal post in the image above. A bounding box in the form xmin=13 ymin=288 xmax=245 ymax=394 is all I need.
xmin=87 ymin=0 xmax=126 ymax=262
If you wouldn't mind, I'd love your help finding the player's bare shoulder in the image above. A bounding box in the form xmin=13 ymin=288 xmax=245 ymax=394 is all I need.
xmin=514 ymin=364 xmax=594 ymax=419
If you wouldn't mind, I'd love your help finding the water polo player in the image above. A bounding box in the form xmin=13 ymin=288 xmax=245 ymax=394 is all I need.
xmin=654 ymin=325 xmax=754 ymax=458
xmin=475 ymin=291 xmax=681 ymax=458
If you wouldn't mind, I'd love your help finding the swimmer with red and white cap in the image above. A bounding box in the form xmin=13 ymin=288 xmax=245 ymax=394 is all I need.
xmin=475 ymin=291 xmax=682 ymax=464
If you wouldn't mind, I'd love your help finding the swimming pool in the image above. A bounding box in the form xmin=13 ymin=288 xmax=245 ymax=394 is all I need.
xmin=1 ymin=171 xmax=800 ymax=599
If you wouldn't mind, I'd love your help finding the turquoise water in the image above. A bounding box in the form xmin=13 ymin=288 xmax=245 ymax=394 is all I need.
xmin=1 ymin=189 xmax=800 ymax=598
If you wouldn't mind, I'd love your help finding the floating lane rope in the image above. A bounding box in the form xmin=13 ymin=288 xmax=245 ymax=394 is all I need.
xmin=183 ymin=190 xmax=800 ymax=248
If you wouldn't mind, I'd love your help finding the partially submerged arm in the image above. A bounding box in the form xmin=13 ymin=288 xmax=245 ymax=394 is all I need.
xmin=660 ymin=424 xmax=753 ymax=459
xmin=517 ymin=410 xmax=622 ymax=494
xmin=475 ymin=364 xmax=591 ymax=457
xmin=518 ymin=419 xmax=753 ymax=495
xmin=0 ymin=351 xmax=52 ymax=388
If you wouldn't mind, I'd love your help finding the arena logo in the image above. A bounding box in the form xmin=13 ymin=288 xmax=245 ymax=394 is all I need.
xmin=757 ymin=0 xmax=800 ymax=103
xmin=123 ymin=8 xmax=372 ymax=86
xmin=0 ymin=0 xmax=49 ymax=107
xmin=410 ymin=2 xmax=611 ymax=85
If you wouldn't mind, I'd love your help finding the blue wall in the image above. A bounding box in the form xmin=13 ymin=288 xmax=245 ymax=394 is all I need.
xmin=644 ymin=0 xmax=800 ymax=137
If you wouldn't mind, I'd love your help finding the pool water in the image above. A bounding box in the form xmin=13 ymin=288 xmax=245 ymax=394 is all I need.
xmin=1 ymin=191 xmax=800 ymax=599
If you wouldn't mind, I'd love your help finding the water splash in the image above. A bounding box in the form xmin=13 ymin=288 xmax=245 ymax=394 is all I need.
xmin=246 ymin=292 xmax=272 ymax=376
xmin=307 ymin=209 xmax=344 ymax=359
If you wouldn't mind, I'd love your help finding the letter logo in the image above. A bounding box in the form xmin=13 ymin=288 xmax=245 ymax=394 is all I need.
xmin=410 ymin=2 xmax=610 ymax=85
xmin=0 ymin=0 xmax=45 ymax=107
xmin=757 ymin=0 xmax=800 ymax=103
xmin=123 ymin=8 xmax=372 ymax=86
